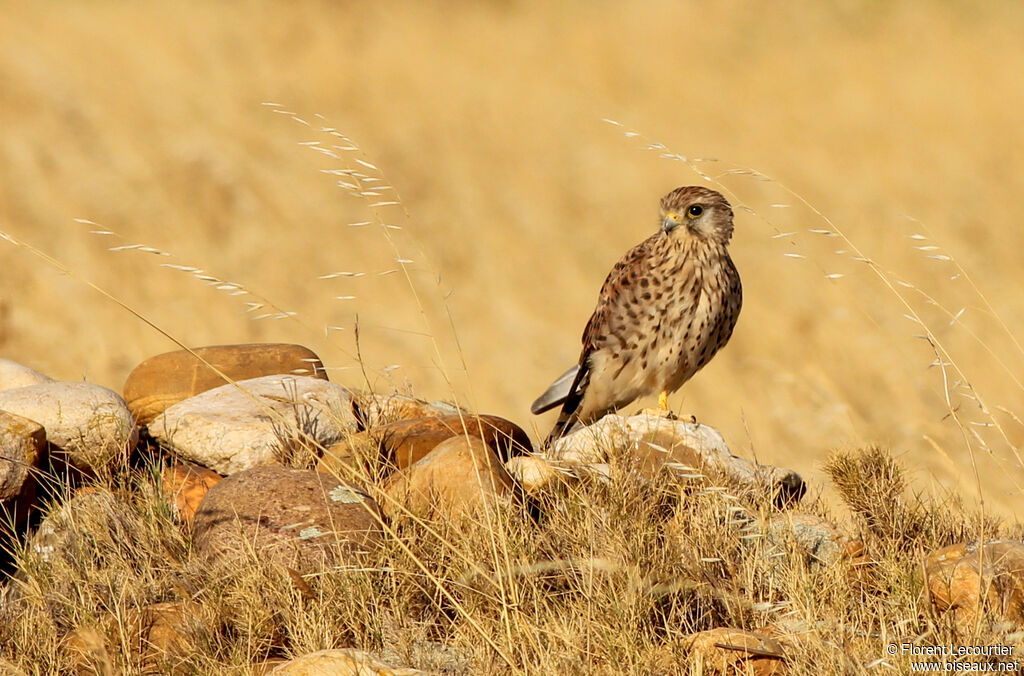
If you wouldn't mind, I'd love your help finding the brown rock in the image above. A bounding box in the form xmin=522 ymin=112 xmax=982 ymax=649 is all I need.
xmin=686 ymin=627 xmax=787 ymax=675
xmin=382 ymin=437 xmax=513 ymax=522
xmin=161 ymin=464 xmax=222 ymax=526
xmin=269 ymin=648 xmax=431 ymax=675
xmin=65 ymin=600 xmax=212 ymax=674
xmin=193 ymin=466 xmax=383 ymax=573
xmin=0 ymin=410 xmax=44 ymax=528
xmin=318 ymin=414 xmax=531 ymax=478
xmin=124 ymin=343 xmax=327 ymax=425
xmin=353 ymin=392 xmax=462 ymax=429
xmin=925 ymin=540 xmax=1024 ymax=625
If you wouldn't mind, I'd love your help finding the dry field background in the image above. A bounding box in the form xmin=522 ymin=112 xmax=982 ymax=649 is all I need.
xmin=1 ymin=1 xmax=1024 ymax=517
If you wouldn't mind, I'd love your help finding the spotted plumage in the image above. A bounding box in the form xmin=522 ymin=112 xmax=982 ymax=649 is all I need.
xmin=532 ymin=186 xmax=742 ymax=444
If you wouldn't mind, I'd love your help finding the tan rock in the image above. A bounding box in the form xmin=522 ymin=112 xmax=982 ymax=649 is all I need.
xmin=504 ymin=455 xmax=564 ymax=495
xmin=0 ymin=382 xmax=137 ymax=475
xmin=353 ymin=392 xmax=462 ymax=429
xmin=0 ymin=358 xmax=53 ymax=391
xmin=0 ymin=410 xmax=43 ymax=527
xmin=382 ymin=437 xmax=513 ymax=522
xmin=686 ymin=627 xmax=787 ymax=675
xmin=123 ymin=343 xmax=328 ymax=426
xmin=64 ymin=600 xmax=212 ymax=674
xmin=161 ymin=463 xmax=222 ymax=526
xmin=30 ymin=490 xmax=139 ymax=565
xmin=193 ymin=466 xmax=383 ymax=573
xmin=925 ymin=540 xmax=1024 ymax=625
xmin=269 ymin=648 xmax=431 ymax=675
xmin=148 ymin=375 xmax=359 ymax=475
xmin=318 ymin=414 xmax=532 ymax=478
xmin=550 ymin=414 xmax=804 ymax=506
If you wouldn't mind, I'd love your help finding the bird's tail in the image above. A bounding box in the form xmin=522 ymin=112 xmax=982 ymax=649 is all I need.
xmin=542 ymin=361 xmax=590 ymax=446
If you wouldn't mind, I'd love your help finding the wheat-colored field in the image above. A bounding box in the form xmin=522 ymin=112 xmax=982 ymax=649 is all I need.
xmin=2 ymin=0 xmax=1024 ymax=518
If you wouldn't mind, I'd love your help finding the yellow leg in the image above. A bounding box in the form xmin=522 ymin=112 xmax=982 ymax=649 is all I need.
xmin=658 ymin=390 xmax=669 ymax=411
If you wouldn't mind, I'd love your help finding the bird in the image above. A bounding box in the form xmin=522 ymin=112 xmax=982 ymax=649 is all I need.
xmin=532 ymin=185 xmax=742 ymax=445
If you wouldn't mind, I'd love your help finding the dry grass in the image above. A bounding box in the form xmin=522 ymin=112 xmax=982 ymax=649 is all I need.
xmin=2 ymin=0 xmax=1024 ymax=672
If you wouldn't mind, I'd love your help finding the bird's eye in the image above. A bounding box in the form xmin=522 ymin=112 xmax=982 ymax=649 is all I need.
xmin=687 ymin=205 xmax=704 ymax=218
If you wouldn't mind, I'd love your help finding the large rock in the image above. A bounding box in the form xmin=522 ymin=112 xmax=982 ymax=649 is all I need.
xmin=193 ymin=466 xmax=383 ymax=573
xmin=0 ymin=358 xmax=53 ymax=391
xmin=269 ymin=648 xmax=431 ymax=675
xmin=161 ymin=463 xmax=222 ymax=526
xmin=0 ymin=410 xmax=43 ymax=527
xmin=30 ymin=489 xmax=140 ymax=565
xmin=762 ymin=513 xmax=865 ymax=569
xmin=318 ymin=414 xmax=532 ymax=478
xmin=0 ymin=382 xmax=137 ymax=475
xmin=925 ymin=540 xmax=1024 ymax=626
xmin=383 ymin=437 xmax=514 ymax=522
xmin=148 ymin=375 xmax=359 ymax=475
xmin=549 ymin=414 xmax=804 ymax=506
xmin=353 ymin=392 xmax=463 ymax=429
xmin=685 ymin=627 xmax=787 ymax=675
xmin=64 ymin=600 xmax=212 ymax=673
xmin=124 ymin=343 xmax=328 ymax=425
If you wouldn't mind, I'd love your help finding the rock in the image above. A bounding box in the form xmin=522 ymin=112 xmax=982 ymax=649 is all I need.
xmin=0 ymin=382 xmax=137 ymax=475
xmin=64 ymin=600 xmax=211 ymax=673
xmin=148 ymin=375 xmax=359 ymax=475
xmin=269 ymin=648 xmax=431 ymax=675
xmin=353 ymin=392 xmax=462 ymax=429
xmin=123 ymin=343 xmax=328 ymax=425
xmin=382 ymin=437 xmax=514 ymax=522
xmin=504 ymin=455 xmax=564 ymax=495
xmin=925 ymin=540 xmax=1024 ymax=626
xmin=550 ymin=414 xmax=804 ymax=506
xmin=763 ymin=514 xmax=864 ymax=568
xmin=685 ymin=627 xmax=787 ymax=675
xmin=318 ymin=414 xmax=532 ymax=478
xmin=0 ymin=410 xmax=44 ymax=528
xmin=0 ymin=358 xmax=53 ymax=391
xmin=161 ymin=463 xmax=222 ymax=526
xmin=193 ymin=466 xmax=383 ymax=573
xmin=30 ymin=490 xmax=140 ymax=565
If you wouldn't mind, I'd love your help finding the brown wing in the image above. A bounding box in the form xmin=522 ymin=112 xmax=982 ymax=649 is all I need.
xmin=544 ymin=233 xmax=662 ymax=444
xmin=580 ymin=232 xmax=661 ymax=356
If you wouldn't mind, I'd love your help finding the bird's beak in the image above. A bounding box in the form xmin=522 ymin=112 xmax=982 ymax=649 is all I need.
xmin=663 ymin=212 xmax=681 ymax=233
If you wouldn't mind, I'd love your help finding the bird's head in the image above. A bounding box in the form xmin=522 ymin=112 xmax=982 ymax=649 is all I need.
xmin=659 ymin=186 xmax=734 ymax=245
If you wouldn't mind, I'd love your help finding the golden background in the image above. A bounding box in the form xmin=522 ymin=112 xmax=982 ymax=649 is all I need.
xmin=2 ymin=1 xmax=1023 ymax=514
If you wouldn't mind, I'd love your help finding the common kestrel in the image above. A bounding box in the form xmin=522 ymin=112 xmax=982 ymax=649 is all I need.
xmin=532 ymin=186 xmax=742 ymax=444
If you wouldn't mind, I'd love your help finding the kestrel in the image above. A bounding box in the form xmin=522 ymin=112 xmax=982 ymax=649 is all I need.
xmin=532 ymin=186 xmax=742 ymax=444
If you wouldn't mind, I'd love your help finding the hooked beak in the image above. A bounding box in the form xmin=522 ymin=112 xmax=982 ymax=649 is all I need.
xmin=663 ymin=212 xmax=681 ymax=233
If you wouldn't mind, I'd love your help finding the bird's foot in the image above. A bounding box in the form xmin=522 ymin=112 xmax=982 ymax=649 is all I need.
xmin=637 ymin=407 xmax=678 ymax=420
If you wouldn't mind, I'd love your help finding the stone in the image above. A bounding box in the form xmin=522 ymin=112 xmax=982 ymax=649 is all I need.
xmin=382 ymin=437 xmax=514 ymax=522
xmin=0 ymin=382 xmax=137 ymax=475
xmin=318 ymin=414 xmax=532 ymax=478
xmin=549 ymin=414 xmax=804 ymax=506
xmin=0 ymin=358 xmax=53 ymax=391
xmin=64 ymin=600 xmax=211 ymax=673
xmin=925 ymin=540 xmax=1024 ymax=626
xmin=161 ymin=463 xmax=222 ymax=526
xmin=123 ymin=343 xmax=328 ymax=425
xmin=269 ymin=648 xmax=431 ymax=675
xmin=193 ymin=466 xmax=383 ymax=573
xmin=0 ymin=410 xmax=44 ymax=527
xmin=30 ymin=490 xmax=139 ymax=565
xmin=504 ymin=455 xmax=564 ymax=495
xmin=685 ymin=627 xmax=787 ymax=675
xmin=353 ymin=392 xmax=462 ymax=429
xmin=763 ymin=513 xmax=864 ymax=568
xmin=148 ymin=375 xmax=359 ymax=475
